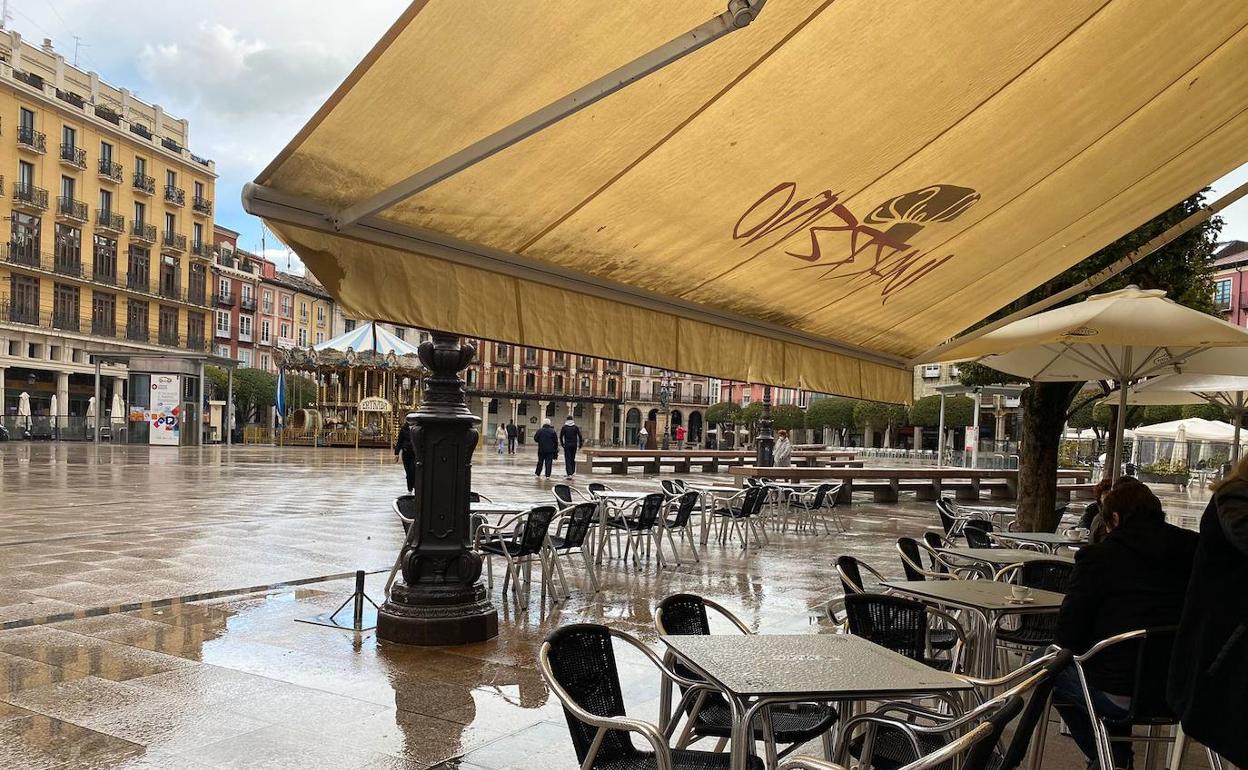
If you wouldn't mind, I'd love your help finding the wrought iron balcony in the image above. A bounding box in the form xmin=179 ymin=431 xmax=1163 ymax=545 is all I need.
xmin=240 ymin=295 xmax=257 ymax=312
xmin=58 ymin=144 xmax=87 ymax=169
xmin=93 ymin=266 xmax=117 ymax=286
xmin=161 ymin=231 xmax=187 ymax=253
xmin=6 ymin=241 xmax=41 ymax=268
xmin=126 ymin=323 xmax=150 ymax=343
xmin=164 ymin=185 xmax=185 ymax=207
xmin=133 ymin=173 xmax=155 ymax=195
xmin=188 ymin=286 xmax=207 ymax=306
xmin=94 ymin=104 xmax=121 ymax=125
xmin=126 ymin=274 xmax=151 ymax=292
xmin=190 ymin=241 xmax=215 ymax=259
xmin=92 ymin=319 xmax=117 ymax=338
xmin=52 ymin=311 xmax=80 ymax=332
xmin=53 ymin=253 xmax=82 ymax=278
xmin=57 ymin=196 xmax=88 ymax=222
xmin=215 ymin=290 xmax=236 ymax=307
xmin=159 ymin=329 xmax=180 ymax=347
xmin=96 ymin=209 xmax=124 ymax=233
xmin=192 ymin=196 xmax=213 ymax=216
xmin=6 ymin=302 xmax=40 ymax=325
xmin=98 ymin=159 xmax=123 ymax=183
xmin=13 ymin=183 xmax=49 ymax=211
xmin=187 ymin=334 xmax=208 ymax=351
xmin=130 ymin=222 xmax=156 ymax=243
xmin=16 ymin=125 xmax=46 ymax=153
xmin=158 ymin=282 xmax=181 ymax=300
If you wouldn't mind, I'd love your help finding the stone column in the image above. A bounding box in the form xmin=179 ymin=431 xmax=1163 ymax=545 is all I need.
xmin=509 ymin=398 xmax=518 ymax=422
xmin=0 ymin=367 xmax=6 ymax=409
xmin=537 ymin=400 xmax=549 ymax=422
xmin=377 ymin=333 xmax=498 ymax=645
xmin=592 ymin=404 xmax=603 ymax=446
xmin=479 ymin=399 xmax=489 ymax=443
xmin=56 ymin=371 xmax=69 ymax=435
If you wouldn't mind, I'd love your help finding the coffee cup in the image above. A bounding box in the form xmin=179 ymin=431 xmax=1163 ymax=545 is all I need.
xmin=1010 ymin=585 xmax=1032 ymax=601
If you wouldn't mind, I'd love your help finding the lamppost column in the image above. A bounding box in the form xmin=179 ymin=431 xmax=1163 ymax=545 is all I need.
xmin=756 ymin=385 xmax=774 ymax=466
xmin=377 ymin=332 xmax=498 ymax=645
xmin=592 ymin=403 xmax=603 ymax=446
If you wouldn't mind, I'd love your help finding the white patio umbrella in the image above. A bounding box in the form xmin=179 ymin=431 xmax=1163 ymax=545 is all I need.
xmin=17 ymin=391 xmax=31 ymax=431
xmin=937 ymin=287 xmax=1248 ymax=482
xmin=1170 ymin=422 xmax=1188 ymax=467
xmin=110 ymin=391 xmax=125 ymax=419
xmin=86 ymin=396 xmax=96 ymax=433
xmin=1127 ymin=374 xmax=1248 ymax=463
xmin=48 ymin=394 xmax=58 ymax=434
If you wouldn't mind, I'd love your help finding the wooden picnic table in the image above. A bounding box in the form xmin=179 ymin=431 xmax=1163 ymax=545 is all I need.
xmin=729 ymin=466 xmax=1092 ymax=504
xmin=577 ymin=448 xmax=858 ymax=475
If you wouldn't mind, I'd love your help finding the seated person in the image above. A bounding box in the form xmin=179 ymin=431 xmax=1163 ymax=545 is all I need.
xmin=1078 ymin=478 xmax=1114 ymax=529
xmin=1052 ymin=479 xmax=1197 ymax=769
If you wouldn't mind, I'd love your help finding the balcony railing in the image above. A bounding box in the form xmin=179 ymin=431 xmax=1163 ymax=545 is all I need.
xmin=191 ymin=241 xmax=215 ymax=258
xmin=133 ymin=173 xmax=155 ymax=195
xmin=13 ymin=70 xmax=44 ymax=90
xmin=57 ymin=196 xmax=88 ymax=222
xmin=16 ymin=125 xmax=46 ymax=153
xmin=6 ymin=302 xmax=40 ymax=325
xmin=53 ymin=253 xmax=82 ymax=277
xmin=240 ymin=295 xmax=257 ymax=312
xmin=130 ymin=222 xmax=156 ymax=243
xmin=92 ymin=319 xmax=117 ymax=337
xmin=94 ymin=105 xmax=121 ymax=125
xmin=13 ymin=183 xmax=49 ymax=211
xmin=56 ymin=89 xmax=85 ymax=108
xmin=158 ymin=282 xmax=181 ymax=300
xmin=126 ymin=324 xmax=150 ymax=343
xmin=215 ymin=291 xmax=237 ymax=307
xmin=58 ymin=144 xmax=87 ymax=169
xmin=188 ymin=285 xmax=207 ymax=306
xmin=187 ymin=335 xmax=207 ymax=351
xmin=52 ymin=311 xmax=80 ymax=331
xmin=164 ymin=185 xmax=185 ymax=206
xmin=93 ymin=266 xmax=117 ymax=286
xmin=127 ymin=273 xmax=150 ymax=292
xmin=192 ymin=196 xmax=213 ymax=216
xmin=96 ymin=210 xmax=124 ymax=233
xmin=158 ymin=329 xmax=180 ymax=347
xmin=98 ymin=159 xmax=123 ymax=183
xmin=6 ymin=241 xmax=40 ymax=268
xmin=161 ymin=231 xmax=187 ymax=253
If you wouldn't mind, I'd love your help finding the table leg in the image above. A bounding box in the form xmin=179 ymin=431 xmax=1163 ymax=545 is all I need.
xmin=728 ymin=695 xmax=750 ymax=770
xmin=699 ymin=491 xmax=711 ymax=546
xmin=594 ymin=499 xmax=609 ymax=565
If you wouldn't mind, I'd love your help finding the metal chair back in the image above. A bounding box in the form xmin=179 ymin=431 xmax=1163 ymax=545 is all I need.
xmin=553 ymin=484 xmax=576 ymax=507
xmin=587 ymin=482 xmax=612 ymax=495
xmin=836 ymin=554 xmax=867 ymax=594
xmin=994 ymin=650 xmax=1072 ymax=770
xmin=393 ymin=494 xmax=418 ymax=529
xmin=922 ymin=531 xmax=950 ymax=573
xmin=963 ymin=694 xmax=1027 ymax=770
xmin=897 ymin=536 xmax=927 ymax=581
xmin=633 ymin=493 xmax=666 ymax=530
xmin=936 ymin=498 xmax=958 ymax=534
xmin=1125 ymin=626 xmax=1179 ymax=724
xmin=513 ymin=505 xmax=557 ymax=556
xmin=844 ymin=593 xmax=929 ymax=663
xmin=545 ymin=624 xmax=634 ymax=766
xmin=963 ymin=519 xmax=994 ymax=548
xmin=742 ymin=485 xmax=768 ymax=517
xmin=558 ymin=502 xmax=599 ymax=550
xmin=668 ymin=491 xmax=700 ymax=528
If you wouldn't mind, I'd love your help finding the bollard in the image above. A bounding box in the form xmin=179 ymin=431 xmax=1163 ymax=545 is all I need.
xmin=353 ymin=570 xmax=366 ymax=630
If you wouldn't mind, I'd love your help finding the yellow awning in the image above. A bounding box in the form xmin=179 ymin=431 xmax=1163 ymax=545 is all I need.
xmin=246 ymin=0 xmax=1248 ymax=404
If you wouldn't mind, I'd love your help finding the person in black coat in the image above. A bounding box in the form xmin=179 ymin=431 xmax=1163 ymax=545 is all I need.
xmin=559 ymin=417 xmax=584 ymax=478
xmin=1052 ymin=479 xmax=1198 ymax=769
xmin=506 ymin=419 xmax=518 ymax=454
xmin=1168 ymin=466 xmax=1248 ymax=767
xmin=532 ymin=418 xmax=558 ymax=479
xmin=393 ymin=413 xmax=418 ymax=492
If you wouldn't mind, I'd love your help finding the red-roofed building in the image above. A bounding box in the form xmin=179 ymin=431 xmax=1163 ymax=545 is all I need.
xmin=1212 ymin=240 xmax=1248 ymax=327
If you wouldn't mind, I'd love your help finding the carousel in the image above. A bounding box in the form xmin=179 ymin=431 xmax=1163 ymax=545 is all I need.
xmin=274 ymin=322 xmax=425 ymax=448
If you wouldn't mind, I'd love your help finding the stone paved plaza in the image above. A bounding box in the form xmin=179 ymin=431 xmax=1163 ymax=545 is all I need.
xmin=0 ymin=444 xmax=1217 ymax=769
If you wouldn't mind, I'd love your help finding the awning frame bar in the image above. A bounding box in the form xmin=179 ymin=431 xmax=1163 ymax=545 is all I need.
xmin=331 ymin=0 xmax=767 ymax=231
xmin=244 ymin=181 xmax=910 ymax=371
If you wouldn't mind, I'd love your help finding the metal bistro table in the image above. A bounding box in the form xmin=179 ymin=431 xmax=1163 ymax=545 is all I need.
xmin=992 ymin=531 xmax=1087 ymax=553
xmin=589 ymin=490 xmax=656 ymax=564
xmin=939 ymin=547 xmax=1075 ymax=571
xmin=690 ymin=485 xmax=743 ymax=545
xmin=662 ymin=633 xmax=972 ymax=770
xmin=883 ymin=580 xmax=1065 ymax=678
xmin=469 ymin=500 xmax=533 ymax=540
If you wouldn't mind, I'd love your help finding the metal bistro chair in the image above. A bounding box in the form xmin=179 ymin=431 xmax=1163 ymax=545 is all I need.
xmin=962 ymin=519 xmax=996 ymax=549
xmin=474 ymin=505 xmax=558 ymax=610
xmin=655 ymin=594 xmax=838 ymax=764
xmin=607 ymin=492 xmax=669 ymax=571
xmin=548 ymin=501 xmax=603 ymax=595
xmin=587 ymin=481 xmax=614 ymax=496
xmin=555 ymin=482 xmax=590 ymax=509
xmin=1068 ymin=627 xmax=1192 ymax=770
xmin=541 ymin=623 xmax=764 ymax=770
xmin=662 ymin=491 xmax=702 ymax=565
xmin=711 ymin=486 xmax=768 ymax=552
xmin=834 ymin=554 xmax=888 ymax=595
xmin=842 ymin=593 xmax=967 ymax=673
xmin=782 ymin=483 xmax=836 ymax=534
xmin=992 ymin=559 xmax=1074 ymax=666
xmin=661 ymin=478 xmax=689 ymax=499
xmin=777 ymin=718 xmax=999 ymax=770
xmin=392 ymin=494 xmax=417 ymax=537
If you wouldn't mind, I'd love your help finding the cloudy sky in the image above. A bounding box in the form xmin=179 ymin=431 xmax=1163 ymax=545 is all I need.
xmin=8 ymin=1 xmax=1246 ymax=275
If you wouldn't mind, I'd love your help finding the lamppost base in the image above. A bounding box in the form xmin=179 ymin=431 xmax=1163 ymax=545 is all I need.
xmin=376 ymin=580 xmax=498 ymax=646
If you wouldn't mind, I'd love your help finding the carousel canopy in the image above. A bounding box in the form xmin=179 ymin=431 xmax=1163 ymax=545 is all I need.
xmin=314 ymin=321 xmax=422 ymax=356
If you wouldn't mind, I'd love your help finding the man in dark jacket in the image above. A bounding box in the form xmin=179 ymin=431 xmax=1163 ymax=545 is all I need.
xmin=393 ymin=413 xmax=418 ymax=492
xmin=1168 ymin=470 xmax=1248 ymax=767
xmin=559 ymin=417 xmax=583 ymax=478
xmin=506 ymin=419 xmax=518 ymax=454
xmin=1053 ymin=479 xmax=1198 ymax=769
xmin=533 ymin=418 xmax=558 ymax=479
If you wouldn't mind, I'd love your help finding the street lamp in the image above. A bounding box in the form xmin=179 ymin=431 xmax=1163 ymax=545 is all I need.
xmin=658 ymin=370 xmax=673 ymax=450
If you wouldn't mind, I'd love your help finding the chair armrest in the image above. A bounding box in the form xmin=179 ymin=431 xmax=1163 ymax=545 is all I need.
xmin=778 ymin=757 xmax=850 ymax=770
xmin=926 ymin=607 xmax=970 ymax=647
xmin=1073 ymin=629 xmax=1147 ymax=662
xmin=610 ymin=629 xmax=706 ymax=689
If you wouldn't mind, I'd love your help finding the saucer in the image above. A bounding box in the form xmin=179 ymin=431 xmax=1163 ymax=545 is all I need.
xmin=1006 ymin=596 xmax=1035 ymax=604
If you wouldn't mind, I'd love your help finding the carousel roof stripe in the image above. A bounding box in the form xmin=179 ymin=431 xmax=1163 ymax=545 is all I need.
xmin=314 ymin=322 xmax=423 ymax=356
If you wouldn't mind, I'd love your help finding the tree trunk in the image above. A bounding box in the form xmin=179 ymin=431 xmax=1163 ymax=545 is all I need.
xmin=1102 ymin=404 xmax=1120 ymax=482
xmin=1016 ymin=382 xmax=1083 ymax=531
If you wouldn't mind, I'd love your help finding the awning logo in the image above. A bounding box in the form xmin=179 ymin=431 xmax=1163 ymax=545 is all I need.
xmin=733 ymin=183 xmax=980 ymax=303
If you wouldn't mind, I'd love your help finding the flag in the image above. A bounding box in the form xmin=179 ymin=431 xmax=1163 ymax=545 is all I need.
xmin=275 ymin=368 xmax=286 ymax=427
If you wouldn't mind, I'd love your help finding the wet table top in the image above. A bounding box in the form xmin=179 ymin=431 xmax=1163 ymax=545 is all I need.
xmin=661 ymin=633 xmax=972 ymax=699
xmin=993 ymin=531 xmax=1087 ymax=547
xmin=591 ymin=491 xmax=656 ymax=500
xmin=940 ymin=547 xmax=1075 ymax=566
xmin=469 ymin=502 xmax=533 ymax=515
xmin=884 ymin=579 xmax=1066 ymax=613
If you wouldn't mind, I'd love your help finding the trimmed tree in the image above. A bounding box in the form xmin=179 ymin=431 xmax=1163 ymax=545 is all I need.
xmin=853 ymin=401 xmax=908 ymax=445
xmin=805 ymin=397 xmax=857 ymax=444
xmin=957 ymin=190 xmax=1220 ymax=530
xmin=770 ymin=404 xmax=806 ymax=432
xmin=705 ymin=401 xmax=741 ymax=426
xmin=910 ymin=395 xmax=974 ymax=429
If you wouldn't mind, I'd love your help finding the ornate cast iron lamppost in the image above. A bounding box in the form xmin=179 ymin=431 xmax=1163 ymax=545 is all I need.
xmin=377 ymin=332 xmax=498 ymax=645
xmin=658 ymin=370 xmax=673 ymax=450
xmin=755 ymin=385 xmax=775 ymax=467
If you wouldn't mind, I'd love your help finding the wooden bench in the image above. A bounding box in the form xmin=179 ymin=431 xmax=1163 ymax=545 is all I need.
xmin=578 ymin=448 xmax=857 ymax=475
xmin=730 ymin=466 xmax=1092 ymax=504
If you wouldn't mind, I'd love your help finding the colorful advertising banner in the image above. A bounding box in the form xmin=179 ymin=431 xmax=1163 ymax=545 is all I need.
xmin=149 ymin=375 xmax=181 ymax=446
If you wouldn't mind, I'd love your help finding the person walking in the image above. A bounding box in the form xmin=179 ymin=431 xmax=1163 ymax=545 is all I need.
xmin=533 ymin=418 xmax=558 ymax=479
xmin=674 ymin=424 xmax=686 ymax=448
xmin=638 ymin=425 xmax=649 ymax=451
xmin=494 ymin=422 xmax=507 ymax=454
xmin=559 ymin=416 xmax=584 ymax=478
xmin=774 ymin=429 xmax=793 ymax=467
xmin=1168 ymin=457 xmax=1248 ymax=768
xmin=506 ymin=419 xmax=518 ymax=454
xmin=393 ymin=412 xmax=418 ymax=492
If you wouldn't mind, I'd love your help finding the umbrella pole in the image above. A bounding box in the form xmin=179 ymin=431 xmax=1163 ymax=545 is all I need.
xmin=1111 ymin=374 xmax=1132 ymax=485
xmin=1235 ymin=393 xmax=1243 ymax=465
xmin=93 ymin=358 xmax=101 ymax=444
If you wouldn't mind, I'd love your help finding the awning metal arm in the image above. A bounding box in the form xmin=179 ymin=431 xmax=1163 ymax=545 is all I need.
xmin=914 ymin=178 xmax=1248 ymax=365
xmin=331 ymin=0 xmax=767 ymax=231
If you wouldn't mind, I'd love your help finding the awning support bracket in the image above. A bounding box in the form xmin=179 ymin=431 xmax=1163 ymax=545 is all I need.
xmin=331 ymin=0 xmax=767 ymax=231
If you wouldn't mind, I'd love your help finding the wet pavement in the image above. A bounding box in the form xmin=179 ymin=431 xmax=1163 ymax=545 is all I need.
xmin=0 ymin=444 xmax=1217 ymax=769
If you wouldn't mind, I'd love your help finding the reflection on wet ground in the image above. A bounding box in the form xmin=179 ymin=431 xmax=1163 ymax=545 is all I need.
xmin=0 ymin=444 xmax=1217 ymax=768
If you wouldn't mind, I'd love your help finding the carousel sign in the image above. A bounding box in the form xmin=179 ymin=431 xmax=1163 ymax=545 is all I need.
xmin=359 ymin=396 xmax=391 ymax=412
